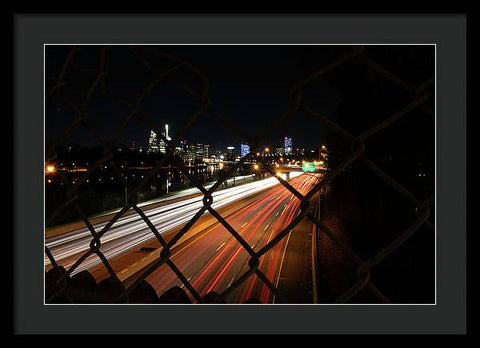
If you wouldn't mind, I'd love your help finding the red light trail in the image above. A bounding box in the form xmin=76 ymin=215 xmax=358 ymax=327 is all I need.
xmin=146 ymin=174 xmax=319 ymax=303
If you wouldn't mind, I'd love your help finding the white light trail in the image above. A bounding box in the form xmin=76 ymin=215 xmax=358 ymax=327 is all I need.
xmin=45 ymin=172 xmax=303 ymax=274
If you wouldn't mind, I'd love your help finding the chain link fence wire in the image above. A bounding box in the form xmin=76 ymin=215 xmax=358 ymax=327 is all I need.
xmin=45 ymin=45 xmax=435 ymax=304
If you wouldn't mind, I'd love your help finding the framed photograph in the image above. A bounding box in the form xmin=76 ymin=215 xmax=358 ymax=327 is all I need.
xmin=14 ymin=14 xmax=466 ymax=335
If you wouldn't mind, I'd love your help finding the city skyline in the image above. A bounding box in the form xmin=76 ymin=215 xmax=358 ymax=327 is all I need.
xmin=81 ymin=123 xmax=317 ymax=157
xmin=59 ymin=119 xmax=323 ymax=160
xmin=144 ymin=123 xmax=305 ymax=158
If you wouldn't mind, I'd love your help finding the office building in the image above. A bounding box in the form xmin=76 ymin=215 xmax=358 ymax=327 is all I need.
xmin=148 ymin=124 xmax=171 ymax=154
xmin=284 ymin=136 xmax=293 ymax=155
xmin=240 ymin=143 xmax=250 ymax=158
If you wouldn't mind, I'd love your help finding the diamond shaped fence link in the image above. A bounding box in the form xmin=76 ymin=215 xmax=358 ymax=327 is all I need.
xmin=45 ymin=45 xmax=434 ymax=304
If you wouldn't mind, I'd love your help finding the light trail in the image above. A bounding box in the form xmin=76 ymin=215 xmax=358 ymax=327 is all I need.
xmin=145 ymin=173 xmax=320 ymax=303
xmin=45 ymin=172 xmax=303 ymax=275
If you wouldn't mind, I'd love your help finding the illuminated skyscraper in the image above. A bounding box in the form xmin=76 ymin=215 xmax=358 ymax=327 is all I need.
xmin=180 ymin=140 xmax=188 ymax=154
xmin=148 ymin=124 xmax=172 ymax=154
xmin=240 ymin=142 xmax=250 ymax=158
xmin=187 ymin=145 xmax=196 ymax=162
xmin=159 ymin=124 xmax=171 ymax=154
xmin=195 ymin=143 xmax=209 ymax=159
xmin=147 ymin=130 xmax=159 ymax=153
xmin=284 ymin=136 xmax=293 ymax=155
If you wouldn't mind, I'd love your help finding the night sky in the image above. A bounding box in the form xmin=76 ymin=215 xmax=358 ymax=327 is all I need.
xmin=45 ymin=45 xmax=351 ymax=152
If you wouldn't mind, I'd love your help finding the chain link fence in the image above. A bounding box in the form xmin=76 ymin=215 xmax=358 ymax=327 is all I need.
xmin=45 ymin=45 xmax=435 ymax=304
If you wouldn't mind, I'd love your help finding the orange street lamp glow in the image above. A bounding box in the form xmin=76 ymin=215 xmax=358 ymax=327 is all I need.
xmin=253 ymin=164 xmax=259 ymax=170
xmin=265 ymin=147 xmax=269 ymax=152
xmin=46 ymin=165 xmax=56 ymax=173
xmin=275 ymin=163 xmax=280 ymax=168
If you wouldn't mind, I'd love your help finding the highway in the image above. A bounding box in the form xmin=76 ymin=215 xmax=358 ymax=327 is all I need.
xmin=145 ymin=173 xmax=320 ymax=303
xmin=45 ymin=172 xmax=303 ymax=276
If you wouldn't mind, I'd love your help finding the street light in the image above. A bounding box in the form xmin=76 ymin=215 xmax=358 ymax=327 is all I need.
xmin=253 ymin=163 xmax=260 ymax=180
xmin=46 ymin=165 xmax=56 ymax=174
